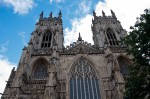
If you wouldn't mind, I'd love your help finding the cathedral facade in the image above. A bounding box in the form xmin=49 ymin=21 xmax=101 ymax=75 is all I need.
xmin=2 ymin=10 xmax=131 ymax=99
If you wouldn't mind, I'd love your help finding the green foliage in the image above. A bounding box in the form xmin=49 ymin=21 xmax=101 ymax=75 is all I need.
xmin=124 ymin=9 xmax=150 ymax=99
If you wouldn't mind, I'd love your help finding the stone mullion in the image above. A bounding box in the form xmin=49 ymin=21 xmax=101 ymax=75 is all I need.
xmin=80 ymin=78 xmax=83 ymax=99
xmin=76 ymin=77 xmax=79 ymax=99
xmin=82 ymin=62 xmax=87 ymax=99
xmin=90 ymin=76 xmax=95 ymax=99
xmin=47 ymin=33 xmax=50 ymax=47
xmin=44 ymin=35 xmax=46 ymax=47
xmin=72 ymin=79 xmax=74 ymax=99
xmin=94 ymin=78 xmax=98 ymax=99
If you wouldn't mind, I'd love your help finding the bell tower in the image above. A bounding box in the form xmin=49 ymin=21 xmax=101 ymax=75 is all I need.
xmin=92 ymin=10 xmax=127 ymax=48
xmin=31 ymin=10 xmax=64 ymax=51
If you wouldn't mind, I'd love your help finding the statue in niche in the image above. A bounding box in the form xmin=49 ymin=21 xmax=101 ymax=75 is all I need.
xmin=45 ymin=65 xmax=58 ymax=99
xmin=37 ymin=29 xmax=42 ymax=36
xmin=104 ymin=46 xmax=114 ymax=77
xmin=53 ymin=32 xmax=57 ymax=45
xmin=51 ymin=57 xmax=58 ymax=65
xmin=49 ymin=70 xmax=57 ymax=86
xmin=18 ymin=71 xmax=27 ymax=87
xmin=33 ymin=34 xmax=39 ymax=45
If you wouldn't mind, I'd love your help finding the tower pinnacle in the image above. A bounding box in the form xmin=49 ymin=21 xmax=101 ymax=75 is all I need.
xmin=58 ymin=10 xmax=62 ymax=18
xmin=111 ymin=9 xmax=117 ymax=19
xmin=78 ymin=33 xmax=82 ymax=41
xmin=93 ymin=10 xmax=96 ymax=17
xmin=39 ymin=11 xmax=43 ymax=20
xmin=102 ymin=10 xmax=106 ymax=17
xmin=49 ymin=12 xmax=52 ymax=18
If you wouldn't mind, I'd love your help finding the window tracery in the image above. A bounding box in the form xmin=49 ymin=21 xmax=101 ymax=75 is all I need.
xmin=33 ymin=60 xmax=48 ymax=79
xmin=70 ymin=59 xmax=101 ymax=99
xmin=41 ymin=32 xmax=52 ymax=48
xmin=106 ymin=28 xmax=119 ymax=45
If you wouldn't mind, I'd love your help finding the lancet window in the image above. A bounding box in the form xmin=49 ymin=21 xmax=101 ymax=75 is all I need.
xmin=106 ymin=28 xmax=119 ymax=45
xmin=117 ymin=56 xmax=130 ymax=78
xmin=70 ymin=58 xmax=101 ymax=99
xmin=33 ymin=60 xmax=48 ymax=79
xmin=41 ymin=32 xmax=52 ymax=48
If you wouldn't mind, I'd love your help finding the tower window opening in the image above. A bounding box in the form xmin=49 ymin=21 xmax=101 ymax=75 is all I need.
xmin=41 ymin=32 xmax=52 ymax=48
xmin=106 ymin=28 xmax=119 ymax=46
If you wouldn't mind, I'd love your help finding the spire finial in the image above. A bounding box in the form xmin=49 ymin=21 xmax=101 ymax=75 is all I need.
xmin=39 ymin=11 xmax=43 ymax=20
xmin=111 ymin=9 xmax=117 ymax=19
xmin=40 ymin=11 xmax=43 ymax=17
xmin=58 ymin=10 xmax=62 ymax=17
xmin=78 ymin=33 xmax=82 ymax=41
xmin=93 ymin=10 xmax=96 ymax=17
xmin=50 ymin=12 xmax=52 ymax=18
xmin=102 ymin=10 xmax=106 ymax=17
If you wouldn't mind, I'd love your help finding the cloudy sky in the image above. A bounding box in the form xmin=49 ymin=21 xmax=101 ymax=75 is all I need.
xmin=0 ymin=0 xmax=150 ymax=95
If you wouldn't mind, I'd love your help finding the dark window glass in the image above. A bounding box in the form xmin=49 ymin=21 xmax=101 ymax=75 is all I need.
xmin=106 ymin=28 xmax=119 ymax=46
xmin=41 ymin=32 xmax=52 ymax=48
xmin=118 ymin=57 xmax=130 ymax=78
xmin=33 ymin=60 xmax=48 ymax=79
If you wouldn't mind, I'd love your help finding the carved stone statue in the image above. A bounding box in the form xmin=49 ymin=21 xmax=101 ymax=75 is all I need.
xmin=49 ymin=70 xmax=57 ymax=86
xmin=53 ymin=32 xmax=57 ymax=45
xmin=45 ymin=64 xmax=58 ymax=99
xmin=105 ymin=47 xmax=114 ymax=77
xmin=33 ymin=34 xmax=39 ymax=45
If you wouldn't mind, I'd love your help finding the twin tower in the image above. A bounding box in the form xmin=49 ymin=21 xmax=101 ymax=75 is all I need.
xmin=2 ymin=10 xmax=130 ymax=99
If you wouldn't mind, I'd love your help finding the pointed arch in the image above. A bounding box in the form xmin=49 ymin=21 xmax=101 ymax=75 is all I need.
xmin=106 ymin=28 xmax=119 ymax=45
xmin=41 ymin=29 xmax=52 ymax=48
xmin=68 ymin=55 xmax=100 ymax=78
xmin=31 ymin=57 xmax=49 ymax=79
xmin=117 ymin=55 xmax=131 ymax=78
xmin=69 ymin=55 xmax=101 ymax=99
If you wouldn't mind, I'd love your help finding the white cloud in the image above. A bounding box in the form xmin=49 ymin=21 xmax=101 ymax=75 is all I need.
xmin=95 ymin=0 xmax=150 ymax=32
xmin=0 ymin=55 xmax=16 ymax=95
xmin=19 ymin=32 xmax=27 ymax=46
xmin=75 ymin=0 xmax=92 ymax=15
xmin=1 ymin=0 xmax=34 ymax=14
xmin=64 ymin=0 xmax=150 ymax=46
xmin=50 ymin=0 xmax=64 ymax=3
xmin=64 ymin=14 xmax=93 ymax=46
xmin=0 ymin=40 xmax=9 ymax=53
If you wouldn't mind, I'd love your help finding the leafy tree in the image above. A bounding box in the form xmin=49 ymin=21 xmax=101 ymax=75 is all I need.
xmin=124 ymin=9 xmax=150 ymax=99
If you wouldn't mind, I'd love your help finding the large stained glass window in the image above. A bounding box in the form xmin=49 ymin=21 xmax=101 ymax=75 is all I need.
xmin=70 ymin=59 xmax=101 ymax=99
xmin=33 ymin=60 xmax=48 ymax=79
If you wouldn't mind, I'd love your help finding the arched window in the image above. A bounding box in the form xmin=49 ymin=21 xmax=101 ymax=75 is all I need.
xmin=117 ymin=56 xmax=130 ymax=78
xmin=106 ymin=28 xmax=119 ymax=45
xmin=70 ymin=59 xmax=101 ymax=99
xmin=33 ymin=59 xmax=48 ymax=79
xmin=41 ymin=32 xmax=52 ymax=48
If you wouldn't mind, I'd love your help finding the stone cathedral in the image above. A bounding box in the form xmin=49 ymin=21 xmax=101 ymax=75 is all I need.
xmin=2 ymin=10 xmax=131 ymax=99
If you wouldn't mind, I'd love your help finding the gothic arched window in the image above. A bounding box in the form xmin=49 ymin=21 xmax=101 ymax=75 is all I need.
xmin=33 ymin=59 xmax=48 ymax=79
xmin=70 ymin=59 xmax=101 ymax=99
xmin=41 ymin=32 xmax=52 ymax=48
xmin=117 ymin=56 xmax=130 ymax=78
xmin=106 ymin=28 xmax=119 ymax=45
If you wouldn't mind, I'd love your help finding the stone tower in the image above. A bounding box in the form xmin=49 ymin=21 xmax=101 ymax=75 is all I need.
xmin=2 ymin=10 xmax=131 ymax=99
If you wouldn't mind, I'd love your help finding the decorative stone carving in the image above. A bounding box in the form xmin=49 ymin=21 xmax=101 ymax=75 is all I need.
xmin=105 ymin=47 xmax=114 ymax=77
